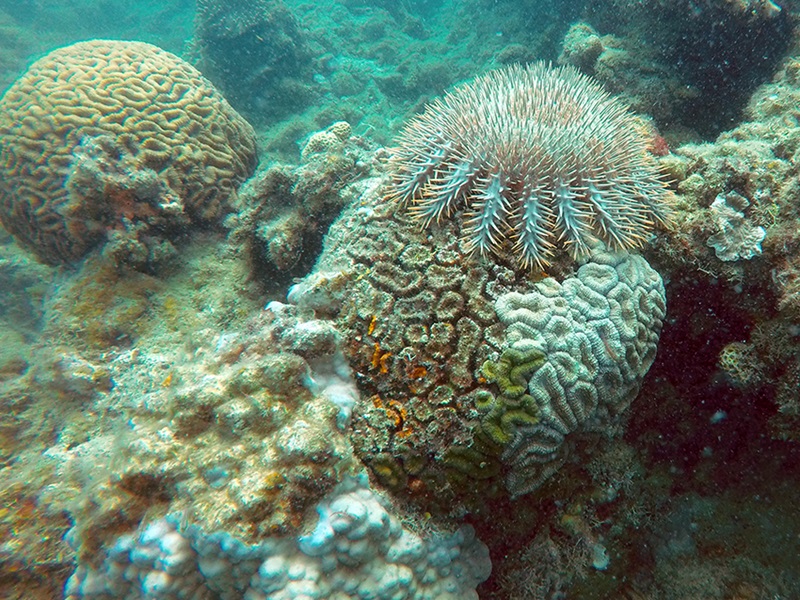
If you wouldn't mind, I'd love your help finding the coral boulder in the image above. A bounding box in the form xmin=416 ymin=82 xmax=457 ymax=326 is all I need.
xmin=0 ymin=40 xmax=257 ymax=264
xmin=289 ymin=177 xmax=666 ymax=511
xmin=495 ymin=249 xmax=666 ymax=496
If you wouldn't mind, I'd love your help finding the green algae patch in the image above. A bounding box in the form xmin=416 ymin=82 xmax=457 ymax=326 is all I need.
xmin=476 ymin=347 xmax=545 ymax=446
xmin=481 ymin=346 xmax=545 ymax=399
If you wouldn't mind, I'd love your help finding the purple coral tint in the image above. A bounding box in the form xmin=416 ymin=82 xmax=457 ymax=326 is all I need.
xmin=388 ymin=63 xmax=671 ymax=269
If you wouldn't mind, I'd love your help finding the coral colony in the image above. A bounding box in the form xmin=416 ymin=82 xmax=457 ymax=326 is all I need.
xmin=0 ymin=40 xmax=256 ymax=266
xmin=3 ymin=3 xmax=800 ymax=595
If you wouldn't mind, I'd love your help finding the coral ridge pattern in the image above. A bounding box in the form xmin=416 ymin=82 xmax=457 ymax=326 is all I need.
xmin=495 ymin=249 xmax=666 ymax=496
xmin=0 ymin=40 xmax=257 ymax=264
xmin=388 ymin=63 xmax=671 ymax=269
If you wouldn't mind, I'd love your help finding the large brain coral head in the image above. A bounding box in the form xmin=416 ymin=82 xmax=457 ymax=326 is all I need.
xmin=0 ymin=40 xmax=258 ymax=264
xmin=388 ymin=62 xmax=672 ymax=270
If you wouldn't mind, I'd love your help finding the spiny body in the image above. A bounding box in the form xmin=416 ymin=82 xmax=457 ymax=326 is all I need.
xmin=387 ymin=62 xmax=671 ymax=269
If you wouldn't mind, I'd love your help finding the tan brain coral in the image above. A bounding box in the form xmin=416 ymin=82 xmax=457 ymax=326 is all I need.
xmin=0 ymin=40 xmax=258 ymax=264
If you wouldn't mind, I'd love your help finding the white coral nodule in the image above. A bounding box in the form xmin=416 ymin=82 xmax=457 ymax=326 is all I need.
xmin=706 ymin=192 xmax=766 ymax=262
xmin=388 ymin=62 xmax=672 ymax=269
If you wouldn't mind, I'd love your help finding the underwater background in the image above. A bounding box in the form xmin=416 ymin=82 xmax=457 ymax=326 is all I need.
xmin=1 ymin=0 xmax=800 ymax=598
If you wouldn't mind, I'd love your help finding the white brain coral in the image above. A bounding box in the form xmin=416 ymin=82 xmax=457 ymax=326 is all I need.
xmin=495 ymin=248 xmax=666 ymax=496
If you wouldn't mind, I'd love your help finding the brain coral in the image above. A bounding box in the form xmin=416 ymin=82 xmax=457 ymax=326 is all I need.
xmin=290 ymin=177 xmax=665 ymax=510
xmin=0 ymin=40 xmax=257 ymax=264
xmin=388 ymin=62 xmax=671 ymax=269
xmin=495 ymin=248 xmax=665 ymax=496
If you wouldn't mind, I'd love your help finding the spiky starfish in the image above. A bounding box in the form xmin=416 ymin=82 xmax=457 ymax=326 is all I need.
xmin=387 ymin=62 xmax=671 ymax=269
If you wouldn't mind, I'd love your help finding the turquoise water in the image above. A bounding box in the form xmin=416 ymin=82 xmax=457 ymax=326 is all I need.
xmin=1 ymin=1 xmax=799 ymax=598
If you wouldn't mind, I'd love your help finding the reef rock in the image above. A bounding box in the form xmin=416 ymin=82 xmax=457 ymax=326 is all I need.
xmin=65 ymin=476 xmax=491 ymax=600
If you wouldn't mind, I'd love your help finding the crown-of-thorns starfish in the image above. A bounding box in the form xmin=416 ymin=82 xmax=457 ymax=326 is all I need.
xmin=387 ymin=62 xmax=672 ymax=269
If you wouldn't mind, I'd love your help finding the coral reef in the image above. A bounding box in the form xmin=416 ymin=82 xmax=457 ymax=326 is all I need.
xmin=210 ymin=0 xmax=589 ymax=160
xmin=657 ymin=143 xmax=781 ymax=280
xmin=193 ymin=0 xmax=313 ymax=124
xmin=388 ymin=62 xmax=671 ymax=269
xmin=4 ymin=2 xmax=800 ymax=597
xmin=477 ymin=347 xmax=545 ymax=446
xmin=65 ymin=476 xmax=491 ymax=600
xmin=0 ymin=226 xmax=491 ymax=598
xmin=717 ymin=340 xmax=765 ymax=387
xmin=289 ymin=179 xmax=519 ymax=511
xmin=558 ymin=21 xmax=696 ymax=130
xmin=300 ymin=121 xmax=354 ymax=160
xmin=0 ymin=2 xmax=195 ymax=126
xmin=0 ymin=235 xmax=50 ymax=340
xmin=557 ymin=22 xmax=604 ymax=73
xmin=581 ymin=0 xmax=792 ymax=136
xmin=0 ymin=40 xmax=257 ymax=265
xmin=288 ymin=174 xmax=665 ymax=511
xmin=599 ymin=0 xmax=785 ymax=20
xmin=485 ymin=428 xmax=800 ymax=600
xmin=652 ymin=51 xmax=800 ymax=437
xmin=232 ymin=122 xmax=373 ymax=283
xmin=0 ymin=236 xmax=260 ymax=588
